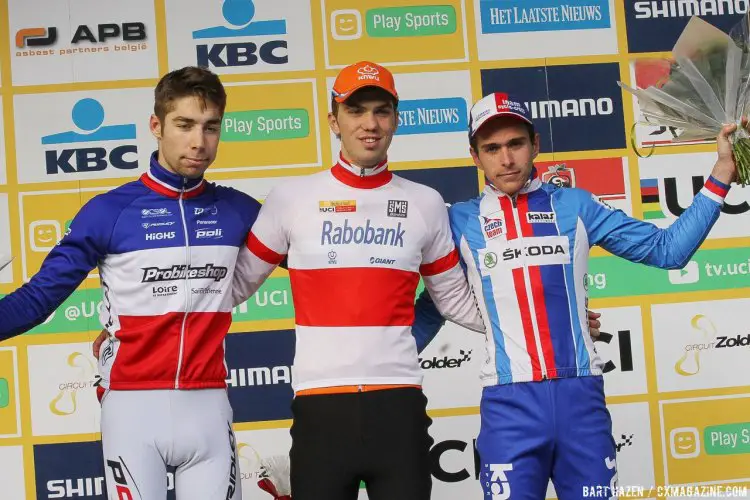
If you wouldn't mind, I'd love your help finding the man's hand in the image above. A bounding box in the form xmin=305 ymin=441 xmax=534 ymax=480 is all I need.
xmin=587 ymin=310 xmax=601 ymax=339
xmin=92 ymin=329 xmax=108 ymax=359
xmin=712 ymin=118 xmax=749 ymax=185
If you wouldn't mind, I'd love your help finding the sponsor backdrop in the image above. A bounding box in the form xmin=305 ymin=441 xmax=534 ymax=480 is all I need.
xmin=0 ymin=0 xmax=748 ymax=498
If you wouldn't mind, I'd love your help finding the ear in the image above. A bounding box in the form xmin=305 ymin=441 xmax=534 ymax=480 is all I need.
xmin=531 ymin=132 xmax=540 ymax=160
xmin=149 ymin=114 xmax=163 ymax=140
xmin=470 ymin=146 xmax=485 ymax=172
xmin=328 ymin=111 xmax=340 ymax=139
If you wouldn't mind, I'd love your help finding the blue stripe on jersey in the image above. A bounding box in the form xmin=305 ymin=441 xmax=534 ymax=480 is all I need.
xmin=527 ymin=191 xmax=576 ymax=373
xmin=459 ymin=201 xmax=512 ymax=380
xmin=548 ymin=188 xmax=590 ymax=371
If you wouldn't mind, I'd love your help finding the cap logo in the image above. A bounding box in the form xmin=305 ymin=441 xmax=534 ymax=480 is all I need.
xmin=357 ymin=64 xmax=380 ymax=81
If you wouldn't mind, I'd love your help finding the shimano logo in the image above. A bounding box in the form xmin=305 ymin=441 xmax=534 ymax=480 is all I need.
xmin=715 ymin=334 xmax=750 ymax=348
xmin=634 ymin=0 xmax=748 ymax=19
xmin=526 ymin=98 xmax=613 ymax=119
xmin=503 ymin=244 xmax=566 ymax=260
xmin=146 ymin=231 xmax=175 ymax=241
xmin=141 ymin=264 xmax=228 ymax=283
xmin=47 ymin=477 xmax=105 ymax=498
xmin=419 ymin=349 xmax=471 ymax=369
xmin=226 ymin=366 xmax=292 ymax=387
xmin=321 ymin=219 xmax=405 ymax=247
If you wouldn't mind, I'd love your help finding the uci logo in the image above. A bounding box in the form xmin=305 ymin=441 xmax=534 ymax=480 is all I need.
xmin=192 ymin=0 xmax=289 ymax=68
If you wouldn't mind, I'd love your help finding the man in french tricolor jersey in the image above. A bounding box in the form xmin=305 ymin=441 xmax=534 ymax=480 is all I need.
xmin=0 ymin=67 xmax=256 ymax=500
xmin=231 ymin=61 xmax=486 ymax=500
xmin=412 ymin=92 xmax=742 ymax=499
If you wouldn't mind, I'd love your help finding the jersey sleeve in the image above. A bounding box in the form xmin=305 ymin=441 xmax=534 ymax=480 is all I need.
xmin=0 ymin=195 xmax=114 ymax=341
xmin=579 ymin=176 xmax=728 ymax=269
xmin=232 ymin=185 xmax=291 ymax=307
xmin=418 ymin=190 xmax=485 ymax=333
xmin=412 ymin=288 xmax=446 ymax=353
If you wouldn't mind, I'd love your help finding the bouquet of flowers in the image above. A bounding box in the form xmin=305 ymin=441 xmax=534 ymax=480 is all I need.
xmin=257 ymin=454 xmax=292 ymax=500
xmin=619 ymin=14 xmax=750 ymax=186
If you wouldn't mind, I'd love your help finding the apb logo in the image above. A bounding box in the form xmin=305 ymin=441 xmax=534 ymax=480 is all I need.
xmin=15 ymin=22 xmax=145 ymax=51
xmin=193 ymin=0 xmax=288 ymax=68
xmin=41 ymin=98 xmax=137 ymax=175
xmin=481 ymin=63 xmax=625 ymax=153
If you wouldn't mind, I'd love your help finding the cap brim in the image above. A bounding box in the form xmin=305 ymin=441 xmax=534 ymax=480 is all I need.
xmin=471 ymin=111 xmax=533 ymax=137
xmin=333 ymin=82 xmax=398 ymax=103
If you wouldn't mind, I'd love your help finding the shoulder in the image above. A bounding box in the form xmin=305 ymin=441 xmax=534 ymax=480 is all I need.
xmin=448 ymin=196 xmax=481 ymax=228
xmin=390 ymin=174 xmax=446 ymax=207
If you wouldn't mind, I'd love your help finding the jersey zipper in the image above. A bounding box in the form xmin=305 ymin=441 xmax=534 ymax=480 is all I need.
xmin=510 ymin=195 xmax=548 ymax=380
xmin=174 ymin=178 xmax=192 ymax=389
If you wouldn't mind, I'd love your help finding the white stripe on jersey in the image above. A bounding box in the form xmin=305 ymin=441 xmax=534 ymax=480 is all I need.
xmin=292 ymin=325 xmax=422 ymax=392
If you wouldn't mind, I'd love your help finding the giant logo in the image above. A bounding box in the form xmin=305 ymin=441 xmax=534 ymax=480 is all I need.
xmin=165 ymin=0 xmax=314 ymax=74
xmin=225 ymin=331 xmax=295 ymax=423
xmin=481 ymin=63 xmax=626 ymax=153
xmin=625 ymin=1 xmax=748 ymax=53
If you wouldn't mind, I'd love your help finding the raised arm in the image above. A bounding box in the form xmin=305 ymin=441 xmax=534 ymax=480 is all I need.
xmin=0 ymin=196 xmax=111 ymax=341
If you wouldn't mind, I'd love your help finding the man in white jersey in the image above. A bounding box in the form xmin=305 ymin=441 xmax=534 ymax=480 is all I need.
xmin=229 ymin=60 xmax=486 ymax=500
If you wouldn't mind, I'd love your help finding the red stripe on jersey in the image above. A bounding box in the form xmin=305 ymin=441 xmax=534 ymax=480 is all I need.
xmin=109 ymin=312 xmax=231 ymax=390
xmin=515 ymin=194 xmax=533 ymax=237
xmin=331 ymin=163 xmax=393 ymax=189
xmin=179 ymin=312 xmax=232 ymax=386
xmin=289 ymin=267 xmax=420 ymax=327
xmin=498 ymin=196 xmax=517 ymax=239
xmin=140 ymin=174 xmax=206 ymax=199
xmin=512 ymin=267 xmax=542 ymax=379
xmin=420 ymin=248 xmax=459 ymax=276
xmin=500 ymin=195 xmax=541 ymax=379
xmin=528 ymin=265 xmax=557 ymax=377
xmin=516 ymin=195 xmax=557 ymax=377
xmin=109 ymin=313 xmax=181 ymax=387
xmin=704 ymin=177 xmax=729 ymax=198
xmin=247 ymin=232 xmax=286 ymax=265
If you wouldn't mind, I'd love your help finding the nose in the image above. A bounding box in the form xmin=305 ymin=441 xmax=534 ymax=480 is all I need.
xmin=190 ymin=127 xmax=206 ymax=149
xmin=499 ymin=147 xmax=513 ymax=167
xmin=361 ymin=111 xmax=378 ymax=131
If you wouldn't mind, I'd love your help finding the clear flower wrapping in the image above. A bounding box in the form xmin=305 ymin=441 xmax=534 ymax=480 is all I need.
xmin=620 ymin=14 xmax=750 ymax=186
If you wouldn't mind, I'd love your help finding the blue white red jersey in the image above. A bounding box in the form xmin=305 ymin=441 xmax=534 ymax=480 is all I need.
xmin=0 ymin=153 xmax=261 ymax=391
xmin=419 ymin=168 xmax=729 ymax=386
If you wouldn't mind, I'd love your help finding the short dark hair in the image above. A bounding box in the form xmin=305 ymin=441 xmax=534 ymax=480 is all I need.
xmin=330 ymin=86 xmax=399 ymax=117
xmin=469 ymin=121 xmax=536 ymax=151
xmin=154 ymin=66 xmax=226 ymax=122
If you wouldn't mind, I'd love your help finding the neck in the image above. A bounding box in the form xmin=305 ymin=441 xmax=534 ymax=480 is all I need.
xmin=157 ymin=149 xmax=178 ymax=175
xmin=339 ymin=150 xmax=386 ymax=170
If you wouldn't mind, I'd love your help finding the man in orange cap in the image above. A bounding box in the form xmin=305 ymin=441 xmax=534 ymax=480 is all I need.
xmin=229 ymin=60 xmax=486 ymax=500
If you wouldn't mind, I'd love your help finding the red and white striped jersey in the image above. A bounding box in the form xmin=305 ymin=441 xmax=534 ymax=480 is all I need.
xmin=233 ymin=157 xmax=485 ymax=392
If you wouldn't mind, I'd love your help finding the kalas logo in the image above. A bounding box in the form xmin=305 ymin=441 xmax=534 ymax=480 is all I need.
xmin=419 ymin=349 xmax=471 ymax=370
xmin=192 ymin=0 xmax=288 ymax=68
xmin=41 ymin=98 xmax=138 ymax=175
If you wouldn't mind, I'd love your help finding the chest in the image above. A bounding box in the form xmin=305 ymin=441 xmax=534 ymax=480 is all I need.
xmin=288 ymin=195 xmax=425 ymax=271
xmin=465 ymin=194 xmax=574 ymax=275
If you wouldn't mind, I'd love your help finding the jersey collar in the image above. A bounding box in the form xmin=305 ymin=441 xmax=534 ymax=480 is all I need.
xmin=483 ymin=167 xmax=542 ymax=198
xmin=140 ymin=151 xmax=206 ymax=199
xmin=331 ymin=153 xmax=392 ymax=189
